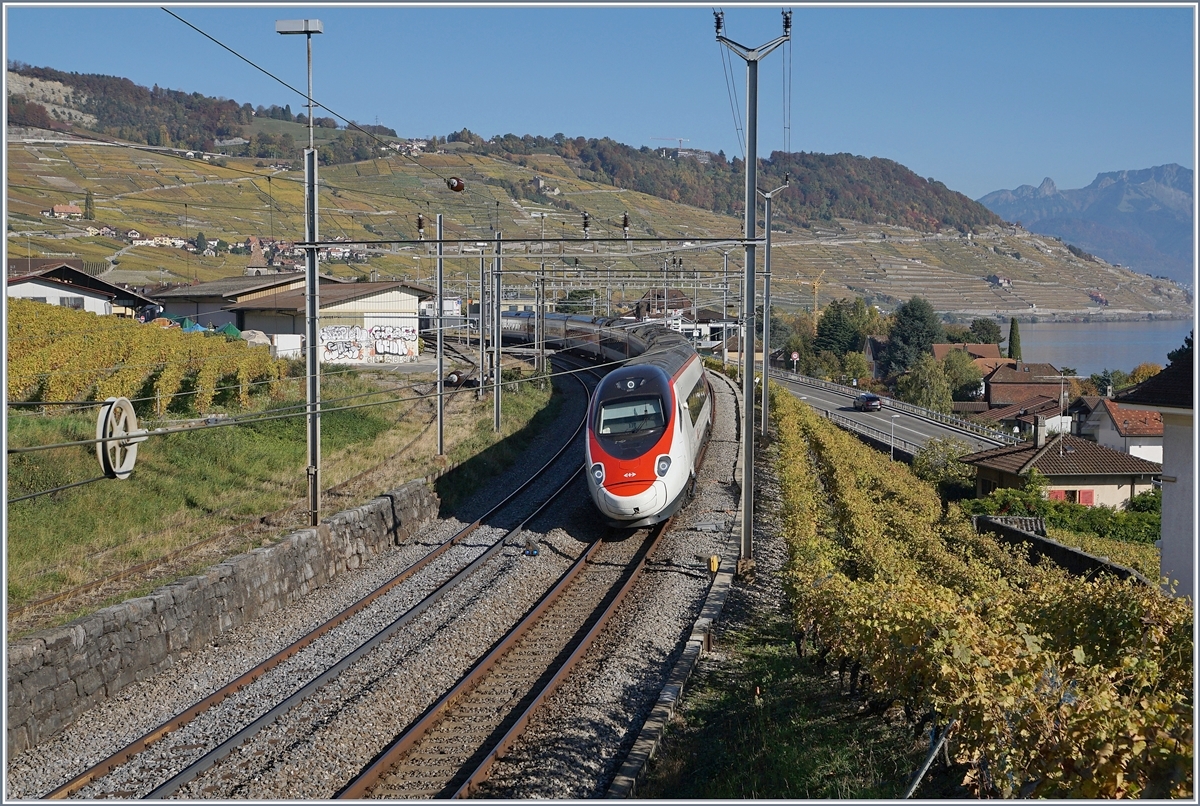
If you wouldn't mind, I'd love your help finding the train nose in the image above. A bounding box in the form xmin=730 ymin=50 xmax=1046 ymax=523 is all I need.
xmin=596 ymin=480 xmax=666 ymax=519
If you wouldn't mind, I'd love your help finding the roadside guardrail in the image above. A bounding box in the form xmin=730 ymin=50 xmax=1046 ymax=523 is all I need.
xmin=771 ymin=369 xmax=1018 ymax=445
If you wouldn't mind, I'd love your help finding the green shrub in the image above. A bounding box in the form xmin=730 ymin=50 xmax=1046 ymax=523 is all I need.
xmin=959 ymin=474 xmax=1161 ymax=545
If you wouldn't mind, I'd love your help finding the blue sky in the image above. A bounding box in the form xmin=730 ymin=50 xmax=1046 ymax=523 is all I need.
xmin=5 ymin=3 xmax=1195 ymax=200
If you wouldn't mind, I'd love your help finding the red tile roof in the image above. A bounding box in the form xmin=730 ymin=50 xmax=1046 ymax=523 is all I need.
xmin=974 ymin=357 xmax=1016 ymax=375
xmin=1099 ymin=398 xmax=1163 ymax=437
xmin=960 ymin=433 xmax=1162 ymax=477
xmin=984 ymin=361 xmax=1061 ymax=383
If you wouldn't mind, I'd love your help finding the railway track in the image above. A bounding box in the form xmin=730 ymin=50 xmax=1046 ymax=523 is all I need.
xmin=37 ymin=359 xmax=592 ymax=800
xmin=343 ymin=369 xmax=728 ymax=799
xmin=14 ymin=355 xmax=744 ymax=801
xmin=342 ymin=522 xmax=667 ymax=799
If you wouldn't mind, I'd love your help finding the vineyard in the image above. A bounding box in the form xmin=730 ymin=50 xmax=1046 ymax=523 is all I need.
xmin=7 ymin=299 xmax=285 ymax=415
xmin=774 ymin=390 xmax=1192 ymax=798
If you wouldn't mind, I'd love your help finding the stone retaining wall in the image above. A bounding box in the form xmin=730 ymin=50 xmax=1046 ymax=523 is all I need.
xmin=6 ymin=479 xmax=439 ymax=756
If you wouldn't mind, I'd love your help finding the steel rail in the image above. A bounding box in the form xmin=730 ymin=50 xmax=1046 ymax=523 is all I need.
xmin=343 ymin=366 xmax=720 ymax=799
xmin=145 ymin=464 xmax=586 ymax=799
xmin=450 ymin=520 xmax=670 ymax=798
xmin=335 ymin=521 xmax=666 ymax=800
xmin=41 ymin=364 xmax=589 ymax=800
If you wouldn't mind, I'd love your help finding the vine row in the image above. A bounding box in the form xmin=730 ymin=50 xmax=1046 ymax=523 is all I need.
xmin=773 ymin=390 xmax=1192 ymax=798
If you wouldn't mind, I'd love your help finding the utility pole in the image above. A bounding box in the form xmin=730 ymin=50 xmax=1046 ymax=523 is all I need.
xmin=722 ymin=251 xmax=730 ymax=370
xmin=758 ymin=174 xmax=789 ymax=436
xmin=537 ymin=262 xmax=545 ymax=373
xmin=718 ymin=9 xmax=790 ymax=570
xmin=436 ymin=214 xmax=444 ymax=455
xmin=493 ymin=232 xmax=503 ymax=432
xmin=477 ymin=243 xmax=488 ymax=400
xmin=692 ymin=261 xmax=697 ymax=346
xmin=276 ymin=17 xmax=324 ymax=527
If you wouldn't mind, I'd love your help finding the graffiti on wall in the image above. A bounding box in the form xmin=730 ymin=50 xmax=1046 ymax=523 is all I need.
xmin=320 ymin=323 xmax=418 ymax=364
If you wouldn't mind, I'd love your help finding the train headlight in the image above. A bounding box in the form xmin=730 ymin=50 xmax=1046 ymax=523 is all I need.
xmin=655 ymin=455 xmax=672 ymax=477
xmin=591 ymin=463 xmax=605 ymax=483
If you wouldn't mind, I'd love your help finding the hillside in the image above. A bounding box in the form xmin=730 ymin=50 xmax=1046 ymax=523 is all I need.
xmin=978 ymin=164 xmax=1194 ymax=287
xmin=7 ymin=131 xmax=1191 ymax=321
xmin=10 ymin=65 xmax=1004 ymax=236
xmin=6 ymin=64 xmax=1192 ymax=320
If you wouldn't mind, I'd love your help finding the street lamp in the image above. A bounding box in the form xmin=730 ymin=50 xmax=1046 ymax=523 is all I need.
xmin=275 ymin=19 xmax=323 ymax=148
xmin=890 ymin=414 xmax=901 ymax=461
xmin=277 ymin=17 xmax=323 ymax=527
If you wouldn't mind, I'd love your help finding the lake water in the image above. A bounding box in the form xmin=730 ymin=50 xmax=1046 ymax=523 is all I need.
xmin=1005 ymin=319 xmax=1194 ymax=376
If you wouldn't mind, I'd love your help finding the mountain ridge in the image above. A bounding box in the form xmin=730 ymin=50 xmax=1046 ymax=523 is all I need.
xmin=978 ymin=164 xmax=1194 ymax=286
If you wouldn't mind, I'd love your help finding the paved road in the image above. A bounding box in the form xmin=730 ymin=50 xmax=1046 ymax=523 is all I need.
xmin=772 ymin=371 xmax=1006 ymax=455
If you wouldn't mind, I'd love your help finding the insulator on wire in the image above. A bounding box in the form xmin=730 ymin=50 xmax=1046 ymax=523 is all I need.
xmin=582 ymin=212 xmax=590 ymax=239
xmin=622 ymin=212 xmax=630 ymax=238
xmin=417 ymin=213 xmax=425 ymax=240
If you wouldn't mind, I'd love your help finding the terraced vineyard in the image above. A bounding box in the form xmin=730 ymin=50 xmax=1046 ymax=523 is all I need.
xmin=775 ymin=391 xmax=1192 ymax=798
xmin=6 ymin=135 xmax=1192 ymax=318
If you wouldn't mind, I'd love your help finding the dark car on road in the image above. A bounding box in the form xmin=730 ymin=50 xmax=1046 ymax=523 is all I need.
xmin=853 ymin=392 xmax=882 ymax=412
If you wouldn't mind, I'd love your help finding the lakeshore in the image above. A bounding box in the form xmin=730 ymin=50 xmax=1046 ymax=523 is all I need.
xmin=1006 ymin=318 xmax=1194 ymax=376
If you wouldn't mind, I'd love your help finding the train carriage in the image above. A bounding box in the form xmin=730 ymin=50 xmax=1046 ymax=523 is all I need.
xmin=500 ymin=311 xmax=712 ymax=526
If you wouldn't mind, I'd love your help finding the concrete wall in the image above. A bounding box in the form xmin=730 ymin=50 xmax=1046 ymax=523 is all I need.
xmin=1159 ymin=412 xmax=1193 ymax=599
xmin=8 ymin=281 xmax=111 ymax=315
xmin=6 ymin=479 xmax=438 ymax=755
xmin=973 ymin=515 xmax=1151 ymax=586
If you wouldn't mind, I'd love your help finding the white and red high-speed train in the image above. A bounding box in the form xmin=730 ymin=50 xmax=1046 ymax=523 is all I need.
xmin=499 ymin=312 xmax=714 ymax=527
xmin=584 ymin=329 xmax=712 ymax=527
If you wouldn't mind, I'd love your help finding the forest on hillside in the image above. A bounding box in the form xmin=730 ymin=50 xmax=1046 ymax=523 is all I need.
xmin=8 ymin=63 xmax=1003 ymax=234
xmin=444 ymin=129 xmax=1002 ymax=234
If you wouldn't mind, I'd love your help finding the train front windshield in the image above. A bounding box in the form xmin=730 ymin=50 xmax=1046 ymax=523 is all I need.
xmin=597 ymin=397 xmax=665 ymax=435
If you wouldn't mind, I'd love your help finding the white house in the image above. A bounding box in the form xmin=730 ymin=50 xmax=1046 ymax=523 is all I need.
xmin=1080 ymin=398 xmax=1164 ymax=463
xmin=8 ymin=275 xmax=114 ymax=315
xmin=1116 ymin=360 xmax=1194 ymax=600
xmin=959 ymin=420 xmax=1161 ymax=509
